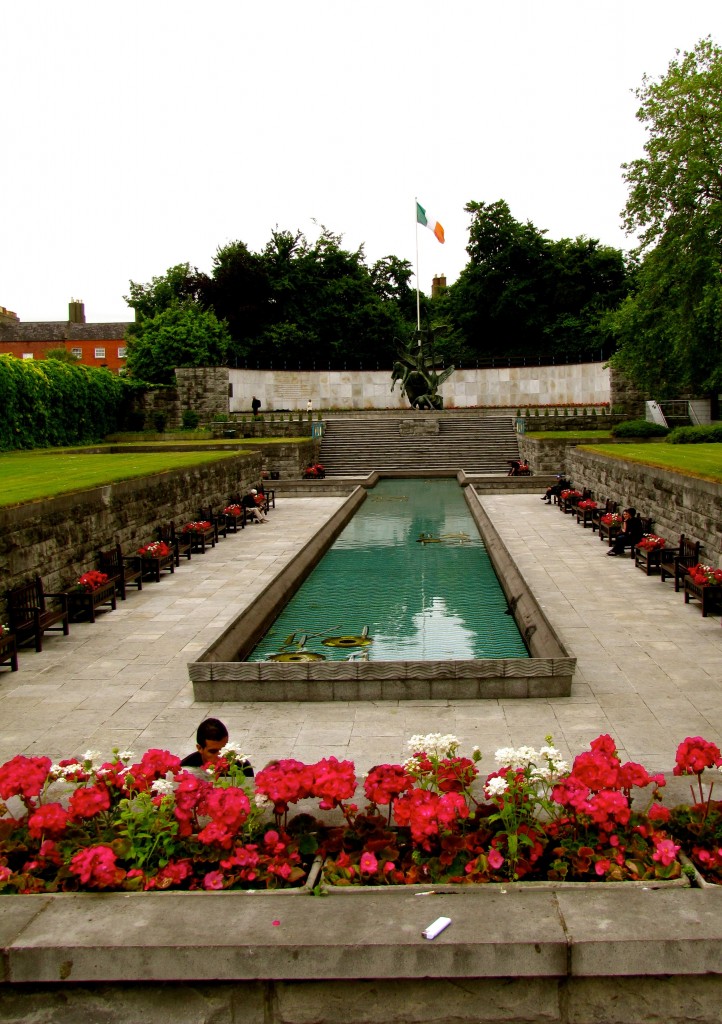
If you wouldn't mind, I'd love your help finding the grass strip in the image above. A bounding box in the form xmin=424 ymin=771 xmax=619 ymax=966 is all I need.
xmin=578 ymin=443 xmax=722 ymax=484
xmin=0 ymin=450 xmax=245 ymax=507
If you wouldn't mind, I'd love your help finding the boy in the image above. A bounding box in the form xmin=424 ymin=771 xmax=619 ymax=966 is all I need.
xmin=181 ymin=718 xmax=254 ymax=777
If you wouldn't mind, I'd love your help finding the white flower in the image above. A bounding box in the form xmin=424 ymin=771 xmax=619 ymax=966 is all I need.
xmin=117 ymin=750 xmax=135 ymax=763
xmin=254 ymin=792 xmax=272 ymax=809
xmin=485 ymin=777 xmax=509 ymax=798
xmin=406 ymin=733 xmax=459 ymax=758
xmin=220 ymin=741 xmax=247 ymax=762
xmin=82 ymin=750 xmax=103 ymax=765
xmin=494 ymin=747 xmax=518 ymax=767
xmin=151 ymin=778 xmax=175 ymax=796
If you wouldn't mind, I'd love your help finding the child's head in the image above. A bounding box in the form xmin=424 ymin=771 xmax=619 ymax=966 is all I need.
xmin=195 ymin=717 xmax=229 ymax=764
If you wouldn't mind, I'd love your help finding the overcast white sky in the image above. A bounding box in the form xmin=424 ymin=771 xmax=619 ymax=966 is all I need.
xmin=2 ymin=1 xmax=721 ymax=324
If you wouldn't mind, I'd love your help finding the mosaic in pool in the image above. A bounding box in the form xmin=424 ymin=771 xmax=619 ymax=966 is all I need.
xmin=248 ymin=478 xmax=529 ymax=662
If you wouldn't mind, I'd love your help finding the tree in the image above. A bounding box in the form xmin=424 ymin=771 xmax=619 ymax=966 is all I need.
xmin=611 ymin=38 xmax=722 ymax=396
xmin=447 ymin=200 xmax=628 ymax=362
xmin=125 ymin=264 xmax=207 ymax=321
xmin=44 ymin=348 xmax=80 ymax=363
xmin=125 ymin=301 xmax=231 ymax=384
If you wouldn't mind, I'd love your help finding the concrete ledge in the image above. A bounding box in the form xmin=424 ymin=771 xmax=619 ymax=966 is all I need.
xmin=2 ymin=888 xmax=722 ymax=985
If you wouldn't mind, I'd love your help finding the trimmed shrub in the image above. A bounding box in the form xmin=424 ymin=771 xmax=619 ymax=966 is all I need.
xmin=612 ymin=419 xmax=670 ymax=439
xmin=667 ymin=425 xmax=722 ymax=444
xmin=182 ymin=409 xmax=200 ymax=429
xmin=152 ymin=412 xmax=167 ymax=433
xmin=0 ymin=355 xmax=129 ymax=450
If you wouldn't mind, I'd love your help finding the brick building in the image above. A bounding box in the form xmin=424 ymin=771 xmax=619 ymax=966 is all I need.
xmin=0 ymin=301 xmax=131 ymax=373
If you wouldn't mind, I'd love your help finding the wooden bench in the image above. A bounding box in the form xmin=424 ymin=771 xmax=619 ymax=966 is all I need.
xmin=198 ymin=504 xmax=228 ymax=542
xmin=7 ymin=576 xmax=70 ymax=652
xmin=66 ymin=580 xmax=117 ymax=622
xmin=181 ymin=521 xmax=216 ymax=553
xmin=684 ymin=577 xmax=722 ymax=617
xmin=157 ymin=523 xmax=192 ymax=565
xmin=591 ymin=499 xmax=618 ymax=534
xmin=98 ymin=544 xmax=143 ymax=600
xmin=660 ymin=536 xmax=701 ymax=592
xmin=0 ymin=630 xmax=19 ymax=671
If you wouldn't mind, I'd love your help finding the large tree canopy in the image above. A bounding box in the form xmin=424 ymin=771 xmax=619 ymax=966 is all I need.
xmin=610 ymin=37 xmax=722 ymax=397
xmin=444 ymin=200 xmax=628 ymax=363
xmin=125 ymin=301 xmax=231 ymax=384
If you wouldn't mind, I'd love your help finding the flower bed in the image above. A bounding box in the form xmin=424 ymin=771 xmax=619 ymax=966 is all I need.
xmin=2 ymin=733 xmax=721 ymax=893
xmin=636 ymin=534 xmax=666 ymax=551
xmin=688 ymin=563 xmax=722 ymax=586
xmin=137 ymin=541 xmax=172 ymax=559
xmin=74 ymin=570 xmax=109 ymax=593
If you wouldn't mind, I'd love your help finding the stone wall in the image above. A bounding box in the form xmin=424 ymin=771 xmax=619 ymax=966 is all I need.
xmin=0 ymin=453 xmax=262 ymax=616
xmin=176 ymin=367 xmax=230 ymax=422
xmin=229 ymin=363 xmax=611 ymax=411
xmin=566 ymin=447 xmax=722 ymax=565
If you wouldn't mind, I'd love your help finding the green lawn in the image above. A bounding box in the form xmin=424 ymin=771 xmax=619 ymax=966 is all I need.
xmin=578 ymin=442 xmax=722 ymax=483
xmin=0 ymin=449 xmax=246 ymax=507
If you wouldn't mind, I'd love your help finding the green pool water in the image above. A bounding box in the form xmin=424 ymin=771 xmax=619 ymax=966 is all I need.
xmin=248 ymin=478 xmax=529 ymax=662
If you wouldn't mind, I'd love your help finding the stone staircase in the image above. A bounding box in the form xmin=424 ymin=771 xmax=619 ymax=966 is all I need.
xmin=318 ymin=414 xmax=520 ymax=475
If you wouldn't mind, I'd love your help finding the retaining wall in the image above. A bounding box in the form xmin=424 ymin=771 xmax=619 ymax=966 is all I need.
xmin=229 ymin=363 xmax=611 ymax=412
xmin=565 ymin=448 xmax=722 ymax=566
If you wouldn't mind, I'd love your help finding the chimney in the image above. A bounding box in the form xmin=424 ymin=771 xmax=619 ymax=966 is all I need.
xmin=431 ymin=275 xmax=447 ymax=299
xmin=68 ymin=299 xmax=86 ymax=324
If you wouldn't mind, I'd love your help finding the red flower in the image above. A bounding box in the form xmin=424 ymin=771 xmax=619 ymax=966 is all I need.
xmin=255 ymin=759 xmax=315 ymax=813
xmin=68 ymin=783 xmax=111 ymax=821
xmin=69 ymin=845 xmax=125 ymax=888
xmin=673 ymin=737 xmax=722 ymax=776
xmin=436 ymin=756 xmax=478 ymax=793
xmin=312 ymin=756 xmax=357 ymax=809
xmin=0 ymin=755 xmax=51 ymax=802
xmin=27 ymin=802 xmax=69 ymax=839
xmin=364 ymin=764 xmax=413 ymax=806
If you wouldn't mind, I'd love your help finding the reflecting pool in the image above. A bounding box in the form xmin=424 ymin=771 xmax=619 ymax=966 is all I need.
xmin=248 ymin=479 xmax=528 ymax=662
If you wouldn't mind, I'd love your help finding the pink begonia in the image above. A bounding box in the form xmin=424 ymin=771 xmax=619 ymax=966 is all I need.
xmin=202 ymin=870 xmax=225 ymax=890
xmin=652 ymin=838 xmax=680 ymax=867
xmin=360 ymin=851 xmax=378 ymax=874
xmin=595 ymin=859 xmax=611 ymax=877
xmin=487 ymin=848 xmax=505 ymax=870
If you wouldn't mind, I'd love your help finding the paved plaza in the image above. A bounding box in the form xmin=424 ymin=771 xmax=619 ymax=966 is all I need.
xmin=1 ymin=493 xmax=721 ymax=782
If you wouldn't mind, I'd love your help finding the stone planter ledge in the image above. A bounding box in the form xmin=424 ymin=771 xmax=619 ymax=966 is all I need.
xmin=2 ymin=887 xmax=722 ymax=984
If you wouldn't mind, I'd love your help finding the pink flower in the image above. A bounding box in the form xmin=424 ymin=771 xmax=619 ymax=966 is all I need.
xmin=652 ymin=838 xmax=680 ymax=867
xmin=595 ymin=858 xmax=611 ymax=876
xmin=488 ymin=848 xmax=504 ymax=870
xmin=202 ymin=871 xmax=225 ymax=890
xmin=360 ymin=851 xmax=378 ymax=874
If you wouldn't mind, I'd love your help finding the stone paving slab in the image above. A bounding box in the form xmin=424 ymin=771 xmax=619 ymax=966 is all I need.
xmin=0 ymin=493 xmax=720 ymax=779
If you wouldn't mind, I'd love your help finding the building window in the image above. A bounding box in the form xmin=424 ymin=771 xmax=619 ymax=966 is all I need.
xmin=22 ymin=353 xmax=33 ymax=360
xmin=71 ymin=348 xmax=82 ymax=359
xmin=118 ymin=346 xmax=127 ymax=359
xmin=94 ymin=347 xmax=106 ymax=359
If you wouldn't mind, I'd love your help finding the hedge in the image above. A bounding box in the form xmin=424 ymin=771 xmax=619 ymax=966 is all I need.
xmin=666 ymin=425 xmax=722 ymax=444
xmin=611 ymin=419 xmax=670 ymax=439
xmin=0 ymin=356 xmax=132 ymax=450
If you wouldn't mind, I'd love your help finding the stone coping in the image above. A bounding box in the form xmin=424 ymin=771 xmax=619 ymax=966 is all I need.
xmin=188 ymin=472 xmax=575 ymax=701
xmin=2 ymin=888 xmax=721 ymax=984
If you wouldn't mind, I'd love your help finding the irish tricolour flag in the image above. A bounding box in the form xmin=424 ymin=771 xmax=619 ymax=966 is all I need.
xmin=416 ymin=201 xmax=445 ymax=244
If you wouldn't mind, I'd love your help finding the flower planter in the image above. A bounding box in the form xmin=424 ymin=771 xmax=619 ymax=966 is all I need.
xmin=319 ymin=871 xmax=690 ymax=894
xmin=141 ymin=551 xmax=175 ymax=582
xmin=66 ymin=580 xmax=117 ymax=623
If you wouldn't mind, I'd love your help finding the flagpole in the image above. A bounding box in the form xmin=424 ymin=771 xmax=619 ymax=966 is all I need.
xmin=414 ymin=197 xmax=421 ymax=331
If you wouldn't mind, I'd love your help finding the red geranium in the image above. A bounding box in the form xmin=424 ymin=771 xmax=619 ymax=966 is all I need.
xmin=0 ymin=755 xmax=52 ymax=803
xmin=68 ymin=783 xmax=111 ymax=821
xmin=364 ymin=764 xmax=413 ymax=806
xmin=673 ymin=737 xmax=722 ymax=776
xmin=27 ymin=802 xmax=69 ymax=839
xmin=69 ymin=845 xmax=126 ymax=889
xmin=312 ymin=756 xmax=357 ymax=810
